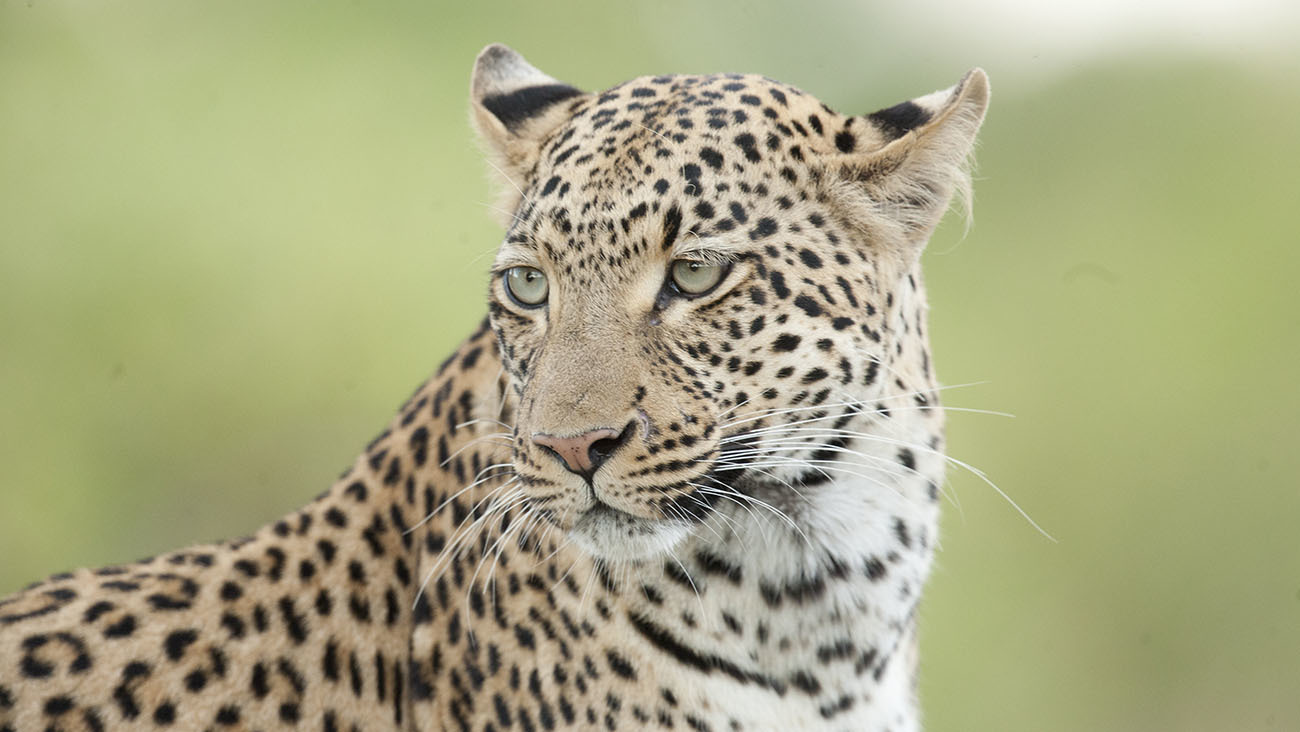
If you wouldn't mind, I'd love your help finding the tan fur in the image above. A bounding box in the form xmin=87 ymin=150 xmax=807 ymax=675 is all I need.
xmin=1 ymin=46 xmax=987 ymax=731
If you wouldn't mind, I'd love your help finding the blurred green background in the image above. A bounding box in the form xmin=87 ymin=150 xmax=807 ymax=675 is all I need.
xmin=2 ymin=2 xmax=1298 ymax=729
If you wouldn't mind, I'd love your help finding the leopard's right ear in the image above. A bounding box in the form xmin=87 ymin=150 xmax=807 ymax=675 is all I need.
xmin=471 ymin=44 xmax=588 ymax=214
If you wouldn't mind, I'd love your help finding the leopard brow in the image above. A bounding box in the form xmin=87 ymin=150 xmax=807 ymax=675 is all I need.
xmin=492 ymin=247 xmax=543 ymax=273
xmin=670 ymin=237 xmax=746 ymax=264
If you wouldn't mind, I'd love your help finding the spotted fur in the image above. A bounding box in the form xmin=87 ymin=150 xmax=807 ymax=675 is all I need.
xmin=0 ymin=45 xmax=988 ymax=731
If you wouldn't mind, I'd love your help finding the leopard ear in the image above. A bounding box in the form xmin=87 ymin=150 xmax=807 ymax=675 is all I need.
xmin=831 ymin=69 xmax=989 ymax=254
xmin=471 ymin=44 xmax=588 ymax=213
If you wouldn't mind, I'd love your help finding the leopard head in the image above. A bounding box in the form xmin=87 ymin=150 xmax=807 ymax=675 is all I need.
xmin=471 ymin=44 xmax=987 ymax=563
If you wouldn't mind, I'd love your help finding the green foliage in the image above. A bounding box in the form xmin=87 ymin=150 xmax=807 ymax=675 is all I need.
xmin=2 ymin=3 xmax=1297 ymax=730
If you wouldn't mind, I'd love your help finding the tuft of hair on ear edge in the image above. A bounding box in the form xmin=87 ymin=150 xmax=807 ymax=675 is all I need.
xmin=468 ymin=44 xmax=589 ymax=228
xmin=826 ymin=68 xmax=989 ymax=265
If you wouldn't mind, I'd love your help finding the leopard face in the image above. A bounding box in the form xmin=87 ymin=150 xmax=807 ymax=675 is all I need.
xmin=473 ymin=46 xmax=988 ymax=564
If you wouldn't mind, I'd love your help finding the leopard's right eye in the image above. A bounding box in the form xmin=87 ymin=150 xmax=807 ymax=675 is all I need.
xmin=669 ymin=259 xmax=728 ymax=296
xmin=503 ymin=266 xmax=549 ymax=307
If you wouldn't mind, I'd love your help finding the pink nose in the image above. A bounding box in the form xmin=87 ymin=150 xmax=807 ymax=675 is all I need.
xmin=531 ymin=427 xmax=624 ymax=477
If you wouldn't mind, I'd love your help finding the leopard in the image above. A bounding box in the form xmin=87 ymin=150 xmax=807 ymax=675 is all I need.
xmin=0 ymin=44 xmax=988 ymax=731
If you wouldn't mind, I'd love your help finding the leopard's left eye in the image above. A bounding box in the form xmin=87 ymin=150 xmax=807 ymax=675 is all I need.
xmin=669 ymin=260 xmax=728 ymax=295
xmin=503 ymin=266 xmax=549 ymax=307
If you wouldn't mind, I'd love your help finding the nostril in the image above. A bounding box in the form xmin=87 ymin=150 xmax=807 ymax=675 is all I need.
xmin=588 ymin=438 xmax=621 ymax=465
xmin=586 ymin=420 xmax=637 ymax=474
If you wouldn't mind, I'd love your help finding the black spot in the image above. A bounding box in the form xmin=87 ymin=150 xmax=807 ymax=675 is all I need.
xmin=662 ymin=204 xmax=683 ymax=250
xmin=215 ymin=705 xmax=241 ymax=725
xmin=606 ymin=649 xmax=637 ymax=680
xmin=699 ymin=147 xmax=724 ymax=170
xmin=864 ymin=557 xmax=887 ymax=581
xmin=862 ymin=360 xmax=880 ymax=386
xmin=147 ymin=594 xmax=191 ymax=611
xmin=798 ymin=249 xmax=822 ymax=268
xmin=323 ymin=641 xmax=340 ymax=681
xmin=694 ymin=550 xmax=742 ymax=584
xmin=897 ymin=448 xmax=916 ymax=471
xmin=772 ymin=334 xmax=801 ymax=352
xmin=769 ymin=271 xmax=790 ymax=299
xmin=681 ymin=164 xmax=702 ymax=194
xmin=790 ymin=670 xmax=822 ymax=695
xmin=152 ymin=702 xmax=175 ymax=725
xmin=870 ymin=99 xmax=934 ymax=140
xmin=793 ymin=295 xmax=823 ymax=317
xmin=348 ymin=593 xmax=371 ymax=623
xmin=893 ymin=517 xmax=913 ymax=549
xmin=834 ymin=129 xmax=856 ymax=153
xmin=749 ymin=217 xmax=777 ymax=241
xmin=493 ymin=693 xmax=513 ymax=728
xmin=514 ymin=624 xmax=536 ymax=650
xmin=278 ymin=596 xmax=308 ymax=644
xmin=44 ymin=695 xmax=74 ymax=716
xmin=82 ymin=601 xmax=115 ymax=623
xmin=317 ymin=539 xmax=337 ymax=563
xmin=726 ymin=201 xmax=748 ymax=225
xmin=219 ymin=613 xmax=245 ymax=639
xmin=184 ymin=669 xmax=208 ymax=692
xmin=733 ymin=133 xmax=761 ymax=162
xmin=801 ymin=368 xmax=829 ymax=384
xmin=481 ymin=84 xmax=583 ymax=132
xmin=163 ymin=629 xmax=197 ymax=661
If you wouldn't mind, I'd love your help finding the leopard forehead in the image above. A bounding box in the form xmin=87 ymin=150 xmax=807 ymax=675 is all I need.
xmin=496 ymin=72 xmax=889 ymax=275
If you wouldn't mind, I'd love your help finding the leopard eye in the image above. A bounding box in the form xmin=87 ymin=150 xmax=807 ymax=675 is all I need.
xmin=669 ymin=260 xmax=727 ymax=295
xmin=503 ymin=266 xmax=549 ymax=307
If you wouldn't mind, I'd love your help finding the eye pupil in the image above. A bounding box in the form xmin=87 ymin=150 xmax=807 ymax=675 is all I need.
xmin=504 ymin=266 xmax=549 ymax=306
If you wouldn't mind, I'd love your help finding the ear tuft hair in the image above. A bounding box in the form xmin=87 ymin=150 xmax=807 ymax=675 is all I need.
xmin=827 ymin=69 xmax=990 ymax=262
xmin=470 ymin=44 xmax=589 ymax=221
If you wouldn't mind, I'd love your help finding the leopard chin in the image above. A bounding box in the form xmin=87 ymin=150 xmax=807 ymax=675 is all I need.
xmin=569 ymin=503 xmax=693 ymax=563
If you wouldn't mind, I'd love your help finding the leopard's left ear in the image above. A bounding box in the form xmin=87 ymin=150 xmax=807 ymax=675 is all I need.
xmin=471 ymin=44 xmax=589 ymax=216
xmin=831 ymin=69 xmax=990 ymax=253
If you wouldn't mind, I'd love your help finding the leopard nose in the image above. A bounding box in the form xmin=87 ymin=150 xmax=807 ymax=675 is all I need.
xmin=532 ymin=423 xmax=634 ymax=479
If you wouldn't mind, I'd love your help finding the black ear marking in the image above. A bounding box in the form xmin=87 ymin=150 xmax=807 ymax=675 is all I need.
xmin=867 ymin=101 xmax=932 ymax=140
xmin=482 ymin=84 xmax=584 ymax=132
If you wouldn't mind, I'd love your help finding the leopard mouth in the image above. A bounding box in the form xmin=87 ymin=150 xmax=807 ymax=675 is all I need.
xmin=568 ymin=501 xmax=692 ymax=562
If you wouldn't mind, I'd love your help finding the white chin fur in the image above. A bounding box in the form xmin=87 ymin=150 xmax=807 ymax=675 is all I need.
xmin=569 ymin=507 xmax=691 ymax=562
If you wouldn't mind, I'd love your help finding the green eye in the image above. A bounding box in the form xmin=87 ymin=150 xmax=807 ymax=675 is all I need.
xmin=503 ymin=266 xmax=549 ymax=307
xmin=670 ymin=259 xmax=727 ymax=295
